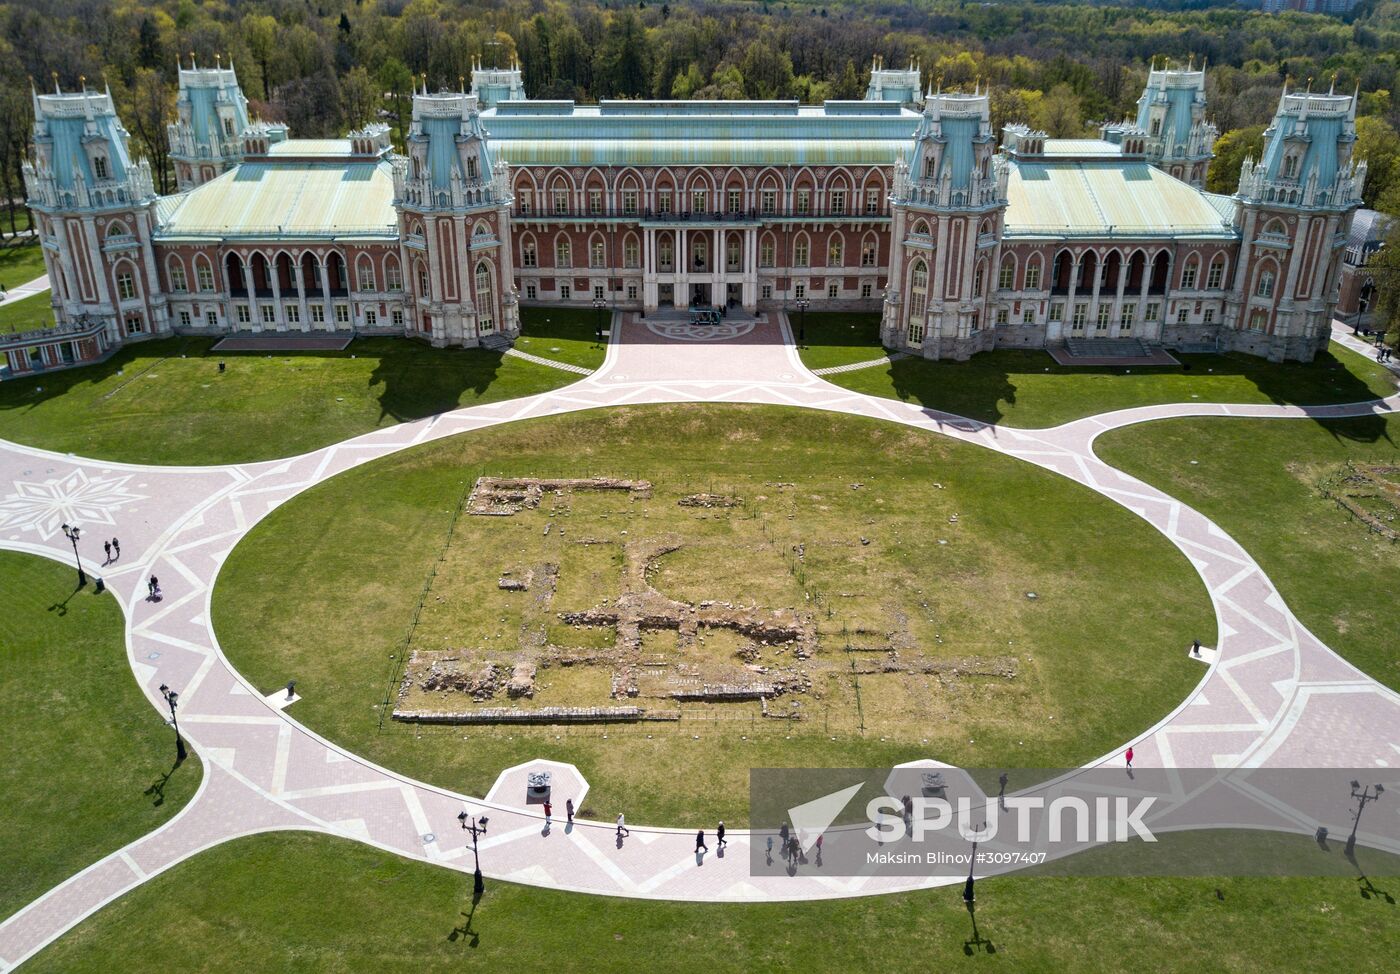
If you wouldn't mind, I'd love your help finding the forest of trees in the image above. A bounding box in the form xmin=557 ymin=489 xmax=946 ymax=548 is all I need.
xmin=1 ymin=0 xmax=1399 ymax=233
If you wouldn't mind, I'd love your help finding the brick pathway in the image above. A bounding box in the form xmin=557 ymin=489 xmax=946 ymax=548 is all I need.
xmin=809 ymin=351 xmax=908 ymax=376
xmin=502 ymin=346 xmax=594 ymax=375
xmin=2 ymin=316 xmax=1399 ymax=969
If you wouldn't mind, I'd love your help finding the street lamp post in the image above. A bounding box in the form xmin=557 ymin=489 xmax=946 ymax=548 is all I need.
xmin=157 ymin=683 xmax=188 ymax=762
xmin=458 ymin=810 xmax=490 ymax=897
xmin=1345 ymin=780 xmax=1385 ymax=858
xmin=60 ymin=523 xmax=86 ymax=587
xmin=963 ymin=820 xmax=986 ymax=904
xmin=796 ymin=297 xmax=809 ymax=345
xmin=592 ymin=296 xmax=606 ymax=343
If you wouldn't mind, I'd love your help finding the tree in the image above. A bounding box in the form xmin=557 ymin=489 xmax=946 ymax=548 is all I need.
xmin=833 ymin=59 xmax=861 ymax=101
xmin=1033 ymin=84 xmax=1083 ymax=139
xmin=671 ymin=63 xmax=705 ymax=100
xmin=242 ymin=13 xmax=279 ymax=100
xmin=597 ymin=10 xmax=651 ymax=99
xmin=115 ymin=69 xmax=175 ymax=196
xmin=377 ymin=58 xmax=414 ymax=150
xmin=341 ymin=67 xmax=378 ymax=130
xmin=1355 ymin=117 xmax=1400 ymax=211
xmin=1366 ymin=219 xmax=1400 ymax=347
xmin=739 ymin=40 xmax=794 ymax=100
xmin=1207 ymin=126 xmax=1266 ymax=195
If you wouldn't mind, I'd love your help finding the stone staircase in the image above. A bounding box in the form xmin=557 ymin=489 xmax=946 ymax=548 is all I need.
xmin=1064 ymin=337 xmax=1153 ymax=358
xmin=480 ymin=332 xmax=513 ymax=352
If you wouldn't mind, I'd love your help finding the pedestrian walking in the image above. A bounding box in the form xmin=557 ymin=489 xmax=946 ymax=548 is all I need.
xmin=716 ymin=821 xmax=726 ymax=848
xmin=815 ymin=833 xmax=823 ymax=865
xmin=1192 ymin=639 xmax=1202 ymax=656
xmin=543 ymin=800 xmax=552 ymax=824
xmin=616 ymin=813 xmax=629 ymax=838
xmin=146 ymin=576 xmax=154 ymax=596
xmin=779 ymin=822 xmax=790 ymax=847
xmin=696 ymin=829 xmax=708 ymax=854
xmin=103 ymin=540 xmax=111 ymax=562
xmin=765 ymin=835 xmax=774 ymax=864
xmin=1125 ymin=746 xmax=1134 ymax=769
xmin=566 ymin=798 xmax=574 ymax=824
xmin=112 ymin=537 xmax=120 ymax=558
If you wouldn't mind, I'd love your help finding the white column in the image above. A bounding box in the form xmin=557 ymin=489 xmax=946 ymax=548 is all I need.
xmin=294 ymin=262 xmax=310 ymax=333
xmin=713 ymin=226 xmax=723 ymax=306
xmin=320 ymin=255 xmax=332 ymax=331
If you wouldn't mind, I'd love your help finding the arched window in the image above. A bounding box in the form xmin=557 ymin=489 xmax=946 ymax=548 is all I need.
xmin=589 ymin=237 xmax=606 ymax=269
xmin=1256 ymin=269 xmax=1275 ymax=298
xmin=94 ymin=156 xmax=109 ymax=180
xmin=1206 ymin=255 xmax=1226 ymax=290
xmin=760 ymin=232 xmax=776 ymax=269
xmin=194 ymin=255 xmax=215 ymax=292
xmin=998 ymin=256 xmax=1015 ymax=290
xmin=556 ymin=239 xmax=572 ymax=268
xmin=1263 ymin=219 xmax=1286 ymax=237
xmin=974 ymin=260 xmax=986 ymax=297
xmin=909 ymin=260 xmax=929 ymax=318
xmin=727 ymin=235 xmax=741 ymax=271
xmin=415 ymin=258 xmax=429 ymax=297
xmin=794 ymin=234 xmax=810 ymax=268
xmin=827 ymin=236 xmax=843 ymax=267
xmin=1181 ymin=255 xmax=1200 ymax=290
xmin=1025 ymin=256 xmax=1042 ymax=290
xmin=658 ymin=235 xmax=673 ymax=271
xmin=385 ymin=255 xmax=403 ymax=291
xmin=167 ymin=256 xmax=188 ymax=292
xmin=475 ymin=261 xmax=495 ymax=333
xmin=356 ymin=256 xmax=376 ymax=292
xmin=860 ymin=234 xmax=877 ymax=268
xmin=106 ymin=221 xmax=129 ymax=239
xmin=521 ymin=237 xmax=537 ymax=267
xmin=113 ymin=260 xmax=138 ymax=302
xmin=623 ymin=234 xmax=640 ymax=269
xmin=912 ymin=220 xmax=930 ymax=237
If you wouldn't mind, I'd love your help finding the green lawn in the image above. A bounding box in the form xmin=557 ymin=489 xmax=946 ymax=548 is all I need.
xmin=516 ymin=306 xmax=608 ymax=370
xmin=26 ymin=830 xmax=1400 ymax=973
xmin=0 ymin=290 xmax=55 ymax=334
xmin=0 ymin=551 xmax=200 ymax=921
xmin=214 ymin=404 xmax=1210 ymax=826
xmin=792 ymin=311 xmax=884 ymax=370
xmin=815 ymin=341 xmax=1397 ymax=429
xmin=0 ymin=238 xmax=48 ymax=289
xmin=0 ymin=336 xmax=584 ymax=466
xmin=1097 ymin=413 xmax=1400 ymax=691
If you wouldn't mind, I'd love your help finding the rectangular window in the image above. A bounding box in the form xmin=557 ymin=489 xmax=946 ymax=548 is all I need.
xmin=760 ymin=240 xmax=775 ymax=268
xmin=796 ymin=190 xmax=810 ymax=215
xmin=205 ymin=310 xmax=218 ymax=327
xmin=970 ymin=311 xmax=981 ymax=333
xmin=623 ymin=190 xmax=638 ymax=216
xmin=692 ymin=190 xmax=706 ymax=213
xmin=1177 ymin=307 xmax=1189 ymax=323
xmin=866 ymin=190 xmax=879 ymax=214
xmin=552 ymin=189 xmax=568 ymax=215
xmin=365 ymin=309 xmax=377 ymax=326
xmin=624 ymin=239 xmax=639 ymax=269
xmin=1120 ymin=303 xmax=1135 ymax=326
xmin=261 ymin=304 xmax=276 ymax=324
xmin=1144 ymin=302 xmax=1159 ymax=322
xmin=116 ymin=272 xmax=136 ymax=301
xmin=560 ymin=283 xmax=571 ymax=299
xmin=286 ymin=304 xmax=300 ymax=324
xmin=310 ymin=303 xmax=324 ymax=324
xmin=1203 ymin=309 xmax=1215 ymax=324
xmin=999 ymin=263 xmax=1014 ymax=290
xmin=1050 ymin=302 xmax=1063 ymax=322
xmin=1096 ymin=304 xmax=1111 ymax=329
xmin=1025 ymin=264 xmax=1040 ymax=290
xmin=861 ymin=283 xmax=872 ymax=299
xmin=1249 ymin=308 xmax=1267 ymax=331
xmin=794 ymin=283 xmax=806 ymax=300
xmin=658 ymin=194 xmax=672 ymax=215
xmin=124 ymin=313 xmax=142 ymax=334
xmin=728 ymin=189 xmax=742 ymax=213
xmin=1023 ymin=308 xmax=1034 ymax=324
xmin=761 ymin=284 xmax=772 ymax=300
xmin=627 ymin=284 xmax=638 ymax=300
xmin=828 ymin=282 xmax=839 ymax=298
xmin=236 ymin=304 xmax=251 ymax=324
xmin=386 ymin=264 xmax=402 ymax=291
xmin=519 ymin=190 xmax=532 ymax=215
xmin=1182 ymin=265 xmax=1198 ymax=289
xmin=830 ymin=190 xmax=846 ymax=215
xmin=589 ymin=190 xmax=602 ymax=215
xmin=178 ymin=309 xmax=191 ymax=327
xmin=335 ymin=304 xmax=349 ymax=324
xmin=908 ymin=320 xmax=924 ymax=344
xmin=1072 ymin=303 xmax=1087 ymax=328
xmin=525 ymin=284 xmax=537 ymax=300
xmin=522 ymin=242 xmax=537 ymax=267
xmin=1206 ymin=262 xmax=1223 ymax=289
xmin=794 ymin=240 xmax=809 ymax=267
xmin=197 ymin=263 xmax=214 ymax=292
xmin=593 ymin=284 xmax=604 ymax=301
xmin=761 ymin=190 xmax=776 ymax=215
xmin=590 ymin=241 xmax=605 ymax=269
xmin=95 ymin=157 xmax=109 ymax=180
xmin=392 ymin=309 xmax=405 ymax=326
xmin=357 ymin=264 xmax=375 ymax=292
xmin=861 ymin=243 xmax=876 ymax=267
xmin=996 ymin=308 xmax=1009 ymax=325
xmin=170 ymin=264 xmax=188 ymax=292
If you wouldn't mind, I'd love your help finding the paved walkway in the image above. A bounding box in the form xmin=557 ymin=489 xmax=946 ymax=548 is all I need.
xmin=0 ymin=274 xmax=49 ymax=308
xmin=809 ymin=351 xmax=908 ymax=376
xmin=503 ymin=346 xmax=595 ymax=375
xmin=1 ymin=317 xmax=1399 ymax=969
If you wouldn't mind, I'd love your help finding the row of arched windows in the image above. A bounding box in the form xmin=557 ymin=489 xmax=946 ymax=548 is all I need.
xmin=517 ymin=229 xmax=881 ymax=271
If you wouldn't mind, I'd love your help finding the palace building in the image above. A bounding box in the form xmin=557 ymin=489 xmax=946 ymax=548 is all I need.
xmin=6 ymin=58 xmax=1368 ymax=378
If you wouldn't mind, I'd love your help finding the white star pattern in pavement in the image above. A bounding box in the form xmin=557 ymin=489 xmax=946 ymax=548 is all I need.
xmin=0 ymin=468 xmax=147 ymax=540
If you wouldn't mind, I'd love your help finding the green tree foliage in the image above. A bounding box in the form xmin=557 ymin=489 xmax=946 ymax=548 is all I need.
xmin=1355 ymin=117 xmax=1400 ymax=211
xmin=1366 ymin=220 xmax=1400 ymax=346
xmin=1034 ymin=84 xmax=1084 ymax=138
xmin=1208 ymin=126 xmax=1267 ymax=195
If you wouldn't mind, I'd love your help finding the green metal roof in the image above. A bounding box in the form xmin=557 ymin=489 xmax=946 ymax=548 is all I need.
xmin=155 ymin=158 xmax=398 ymax=240
xmin=1006 ymin=158 xmax=1237 ymax=239
xmin=484 ymin=101 xmax=920 ymax=168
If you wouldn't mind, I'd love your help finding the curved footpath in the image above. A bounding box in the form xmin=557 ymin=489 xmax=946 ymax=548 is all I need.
xmin=1 ymin=318 xmax=1398 ymax=970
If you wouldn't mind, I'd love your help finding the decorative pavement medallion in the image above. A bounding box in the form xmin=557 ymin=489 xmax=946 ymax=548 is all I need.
xmin=0 ymin=468 xmax=147 ymax=539
xmin=644 ymin=320 xmax=757 ymax=342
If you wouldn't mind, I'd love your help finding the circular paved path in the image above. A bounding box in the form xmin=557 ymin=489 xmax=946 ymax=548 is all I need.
xmin=1 ymin=317 xmax=1399 ymax=969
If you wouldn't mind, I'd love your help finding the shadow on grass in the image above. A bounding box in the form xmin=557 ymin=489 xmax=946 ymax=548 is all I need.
xmin=883 ymin=346 xmax=1394 ymax=443
xmin=366 ymin=339 xmax=505 ymax=424
xmin=143 ymin=754 xmax=188 ymax=808
xmin=447 ymin=886 xmax=483 ymax=948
